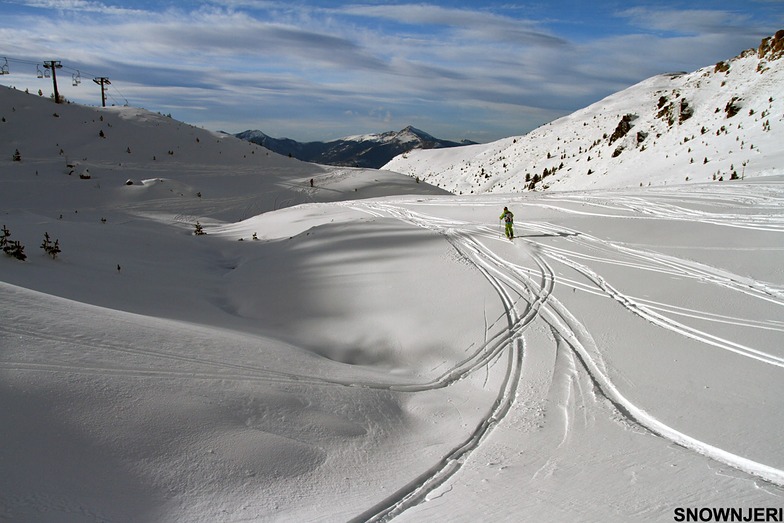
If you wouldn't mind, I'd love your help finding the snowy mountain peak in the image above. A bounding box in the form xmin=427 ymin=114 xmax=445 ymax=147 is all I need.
xmin=386 ymin=125 xmax=437 ymax=144
xmin=236 ymin=125 xmax=469 ymax=168
xmin=234 ymin=129 xmax=270 ymax=141
xmin=342 ymin=125 xmax=438 ymax=144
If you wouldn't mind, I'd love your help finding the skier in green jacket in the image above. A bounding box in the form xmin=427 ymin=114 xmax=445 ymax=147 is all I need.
xmin=500 ymin=207 xmax=514 ymax=239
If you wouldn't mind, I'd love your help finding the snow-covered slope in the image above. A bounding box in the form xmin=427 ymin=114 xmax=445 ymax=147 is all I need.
xmin=2 ymin=64 xmax=783 ymax=522
xmin=385 ymin=31 xmax=784 ymax=194
xmin=0 ymin=86 xmax=447 ymax=220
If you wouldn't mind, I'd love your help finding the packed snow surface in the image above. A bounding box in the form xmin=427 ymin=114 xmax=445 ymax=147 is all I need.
xmin=1 ymin=84 xmax=783 ymax=522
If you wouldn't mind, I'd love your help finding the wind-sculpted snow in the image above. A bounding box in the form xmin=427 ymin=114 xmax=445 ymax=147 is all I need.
xmin=1 ymin=84 xmax=783 ymax=520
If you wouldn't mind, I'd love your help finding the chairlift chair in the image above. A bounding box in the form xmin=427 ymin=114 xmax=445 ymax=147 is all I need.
xmin=0 ymin=58 xmax=9 ymax=75
xmin=72 ymin=71 xmax=81 ymax=86
xmin=36 ymin=64 xmax=44 ymax=78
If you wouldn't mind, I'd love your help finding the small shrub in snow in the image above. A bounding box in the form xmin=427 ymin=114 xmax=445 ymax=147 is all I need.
xmin=0 ymin=225 xmax=10 ymax=248
xmin=194 ymin=222 xmax=206 ymax=235
xmin=12 ymin=149 xmax=21 ymax=161
xmin=1 ymin=225 xmax=26 ymax=261
xmin=3 ymin=240 xmax=26 ymax=260
xmin=40 ymin=232 xmax=61 ymax=259
xmin=679 ymin=99 xmax=693 ymax=123
xmin=725 ymin=97 xmax=742 ymax=118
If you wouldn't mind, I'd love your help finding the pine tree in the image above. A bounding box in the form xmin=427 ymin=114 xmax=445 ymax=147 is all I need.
xmin=0 ymin=225 xmax=8 ymax=248
xmin=40 ymin=232 xmax=61 ymax=259
xmin=50 ymin=239 xmax=61 ymax=259
xmin=6 ymin=241 xmax=26 ymax=260
xmin=1 ymin=225 xmax=26 ymax=260
xmin=40 ymin=231 xmax=51 ymax=251
xmin=194 ymin=222 xmax=206 ymax=235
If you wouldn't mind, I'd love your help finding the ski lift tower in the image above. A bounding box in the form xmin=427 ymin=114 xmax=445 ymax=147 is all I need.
xmin=43 ymin=61 xmax=63 ymax=103
xmin=93 ymin=77 xmax=111 ymax=107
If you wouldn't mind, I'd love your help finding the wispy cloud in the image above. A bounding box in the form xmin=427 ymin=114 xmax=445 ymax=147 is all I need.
xmin=15 ymin=0 xmax=146 ymax=15
xmin=617 ymin=6 xmax=772 ymax=36
xmin=338 ymin=3 xmax=566 ymax=46
xmin=0 ymin=1 xmax=776 ymax=142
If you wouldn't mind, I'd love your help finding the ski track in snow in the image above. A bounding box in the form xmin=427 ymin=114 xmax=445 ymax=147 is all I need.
xmin=0 ymin=200 xmax=553 ymax=521
xmin=523 ymin=225 xmax=784 ymax=368
xmin=346 ymin=201 xmax=550 ymax=521
xmin=3 ymin=184 xmax=782 ymax=520
xmin=343 ymin=193 xmax=784 ymax=519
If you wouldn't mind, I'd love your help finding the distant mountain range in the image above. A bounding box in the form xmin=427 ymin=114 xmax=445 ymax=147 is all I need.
xmin=235 ymin=126 xmax=475 ymax=168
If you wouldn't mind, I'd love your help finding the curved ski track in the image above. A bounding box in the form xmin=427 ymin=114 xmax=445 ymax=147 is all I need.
xmin=3 ymin=187 xmax=783 ymax=522
xmin=0 ymin=200 xmax=556 ymax=522
xmin=529 ymin=233 xmax=784 ymax=486
xmin=345 ymin=201 xmax=554 ymax=522
xmin=347 ymin=198 xmax=784 ymax=521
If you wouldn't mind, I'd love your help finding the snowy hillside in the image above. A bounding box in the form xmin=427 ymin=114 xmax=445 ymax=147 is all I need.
xmin=2 ymin=71 xmax=784 ymax=522
xmin=0 ymin=86 xmax=445 ymax=220
xmin=385 ymin=31 xmax=784 ymax=194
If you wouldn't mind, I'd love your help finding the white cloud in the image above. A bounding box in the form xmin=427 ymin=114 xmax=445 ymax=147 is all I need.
xmin=617 ymin=7 xmax=757 ymax=35
xmin=0 ymin=1 xmax=776 ymax=142
xmin=16 ymin=0 xmax=146 ymax=15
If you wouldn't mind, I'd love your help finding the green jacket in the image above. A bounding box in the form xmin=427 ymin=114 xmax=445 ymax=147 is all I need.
xmin=500 ymin=210 xmax=514 ymax=223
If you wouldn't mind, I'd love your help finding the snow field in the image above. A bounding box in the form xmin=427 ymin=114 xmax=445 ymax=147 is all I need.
xmin=2 ymin=83 xmax=783 ymax=521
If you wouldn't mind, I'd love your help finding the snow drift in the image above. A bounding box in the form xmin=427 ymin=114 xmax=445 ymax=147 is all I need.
xmin=1 ymin=36 xmax=783 ymax=522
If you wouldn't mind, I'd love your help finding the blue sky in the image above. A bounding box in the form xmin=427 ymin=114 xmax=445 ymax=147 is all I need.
xmin=1 ymin=1 xmax=782 ymax=142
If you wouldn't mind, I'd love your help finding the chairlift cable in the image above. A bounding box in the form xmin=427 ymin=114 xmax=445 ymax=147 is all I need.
xmin=1 ymin=54 xmax=128 ymax=105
